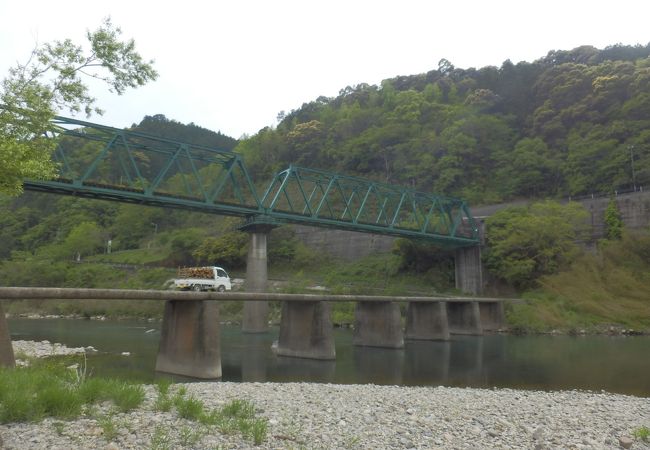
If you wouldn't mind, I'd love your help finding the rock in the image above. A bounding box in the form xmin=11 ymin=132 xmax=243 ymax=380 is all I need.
xmin=533 ymin=427 xmax=545 ymax=440
xmin=619 ymin=436 xmax=633 ymax=449
xmin=104 ymin=443 xmax=119 ymax=450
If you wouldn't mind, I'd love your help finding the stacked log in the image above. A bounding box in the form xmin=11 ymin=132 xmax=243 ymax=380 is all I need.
xmin=178 ymin=267 xmax=213 ymax=279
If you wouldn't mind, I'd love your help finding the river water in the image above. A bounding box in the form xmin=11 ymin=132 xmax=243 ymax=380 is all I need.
xmin=8 ymin=318 xmax=650 ymax=396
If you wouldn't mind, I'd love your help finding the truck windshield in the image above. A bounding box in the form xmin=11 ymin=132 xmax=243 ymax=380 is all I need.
xmin=216 ymin=269 xmax=228 ymax=278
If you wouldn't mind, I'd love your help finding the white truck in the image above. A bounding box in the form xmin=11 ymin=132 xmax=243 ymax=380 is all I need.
xmin=173 ymin=266 xmax=232 ymax=292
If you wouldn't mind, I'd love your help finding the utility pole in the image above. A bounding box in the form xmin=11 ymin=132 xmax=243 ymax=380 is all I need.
xmin=629 ymin=145 xmax=637 ymax=191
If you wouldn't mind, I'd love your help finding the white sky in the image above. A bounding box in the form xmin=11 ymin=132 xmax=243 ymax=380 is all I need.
xmin=1 ymin=0 xmax=648 ymax=139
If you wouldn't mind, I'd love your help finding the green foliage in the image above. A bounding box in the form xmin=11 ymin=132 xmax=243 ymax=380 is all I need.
xmin=109 ymin=381 xmax=145 ymax=412
xmin=97 ymin=414 xmax=119 ymax=441
xmin=173 ymin=393 xmax=205 ymax=421
xmin=167 ymin=388 xmax=268 ymax=445
xmin=166 ymin=228 xmax=206 ymax=266
xmin=0 ymin=17 xmax=157 ymax=196
xmin=232 ymin=44 xmax=650 ymax=202
xmin=484 ymin=201 xmax=588 ymax=288
xmin=150 ymin=425 xmax=172 ymax=450
xmin=508 ymin=230 xmax=650 ymax=331
xmin=393 ymin=238 xmax=454 ymax=278
xmin=268 ymin=226 xmax=300 ymax=262
xmin=193 ymin=231 xmax=249 ymax=268
xmin=634 ymin=426 xmax=650 ymax=442
xmin=604 ymin=198 xmax=623 ymax=240
xmin=0 ymin=360 xmax=145 ymax=423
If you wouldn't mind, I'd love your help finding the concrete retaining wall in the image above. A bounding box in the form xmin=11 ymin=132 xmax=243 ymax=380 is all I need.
xmin=292 ymin=191 xmax=650 ymax=261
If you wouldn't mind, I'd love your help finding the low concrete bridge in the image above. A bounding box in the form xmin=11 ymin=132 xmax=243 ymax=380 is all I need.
xmin=0 ymin=287 xmax=507 ymax=379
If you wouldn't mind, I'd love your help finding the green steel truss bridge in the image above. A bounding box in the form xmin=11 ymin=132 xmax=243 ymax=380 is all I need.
xmin=23 ymin=116 xmax=479 ymax=247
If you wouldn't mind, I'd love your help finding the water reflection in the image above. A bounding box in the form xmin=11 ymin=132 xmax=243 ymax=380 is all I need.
xmin=404 ymin=340 xmax=450 ymax=385
xmin=7 ymin=319 xmax=650 ymax=396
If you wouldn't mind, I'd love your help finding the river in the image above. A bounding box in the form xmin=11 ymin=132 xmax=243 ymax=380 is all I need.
xmin=8 ymin=318 xmax=650 ymax=396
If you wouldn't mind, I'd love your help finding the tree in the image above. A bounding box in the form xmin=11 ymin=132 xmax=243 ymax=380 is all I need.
xmin=484 ymin=201 xmax=588 ymax=288
xmin=0 ymin=17 xmax=158 ymax=195
xmin=604 ymin=198 xmax=623 ymax=240
xmin=62 ymin=221 xmax=104 ymax=260
xmin=192 ymin=232 xmax=249 ymax=269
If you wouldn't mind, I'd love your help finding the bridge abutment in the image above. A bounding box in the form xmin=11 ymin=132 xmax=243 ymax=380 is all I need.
xmin=405 ymin=301 xmax=450 ymax=341
xmin=276 ymin=301 xmax=335 ymax=359
xmin=353 ymin=301 xmax=404 ymax=348
xmin=155 ymin=300 xmax=221 ymax=379
xmin=242 ymin=230 xmax=270 ymax=333
xmin=447 ymin=301 xmax=483 ymax=335
xmin=0 ymin=302 xmax=15 ymax=368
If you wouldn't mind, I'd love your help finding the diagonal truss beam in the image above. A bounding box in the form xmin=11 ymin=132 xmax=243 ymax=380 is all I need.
xmin=22 ymin=117 xmax=479 ymax=247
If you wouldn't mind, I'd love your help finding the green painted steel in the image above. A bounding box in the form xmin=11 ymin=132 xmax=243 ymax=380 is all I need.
xmin=23 ymin=116 xmax=479 ymax=247
xmin=260 ymin=165 xmax=478 ymax=246
xmin=24 ymin=116 xmax=261 ymax=216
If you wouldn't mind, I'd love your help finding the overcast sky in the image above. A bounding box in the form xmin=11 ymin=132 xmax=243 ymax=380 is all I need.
xmin=1 ymin=0 xmax=648 ymax=139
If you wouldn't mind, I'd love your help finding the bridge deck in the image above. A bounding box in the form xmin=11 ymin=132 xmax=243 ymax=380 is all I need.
xmin=0 ymin=287 xmax=510 ymax=303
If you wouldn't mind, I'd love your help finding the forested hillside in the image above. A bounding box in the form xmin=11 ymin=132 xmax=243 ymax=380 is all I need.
xmin=132 ymin=114 xmax=238 ymax=151
xmin=2 ymin=43 xmax=650 ymax=330
xmin=237 ymin=44 xmax=650 ymax=203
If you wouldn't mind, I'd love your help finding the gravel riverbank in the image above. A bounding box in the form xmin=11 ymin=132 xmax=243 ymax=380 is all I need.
xmin=1 ymin=382 xmax=649 ymax=449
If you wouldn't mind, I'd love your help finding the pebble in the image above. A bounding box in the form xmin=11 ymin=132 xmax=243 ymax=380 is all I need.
xmin=2 ymin=342 xmax=650 ymax=449
xmin=0 ymin=382 xmax=648 ymax=449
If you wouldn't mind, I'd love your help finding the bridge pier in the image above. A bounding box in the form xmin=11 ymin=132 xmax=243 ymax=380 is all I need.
xmin=447 ymin=301 xmax=483 ymax=335
xmin=353 ymin=301 xmax=404 ymax=348
xmin=455 ymin=246 xmax=483 ymax=295
xmin=155 ymin=300 xmax=221 ymax=379
xmin=480 ymin=302 xmax=505 ymax=331
xmin=0 ymin=302 xmax=15 ymax=368
xmin=405 ymin=301 xmax=450 ymax=341
xmin=242 ymin=229 xmax=270 ymax=333
xmin=276 ymin=301 xmax=335 ymax=359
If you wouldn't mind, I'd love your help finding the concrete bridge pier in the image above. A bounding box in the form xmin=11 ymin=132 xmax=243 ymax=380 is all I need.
xmin=0 ymin=302 xmax=15 ymax=368
xmin=155 ymin=300 xmax=221 ymax=379
xmin=242 ymin=229 xmax=270 ymax=333
xmin=405 ymin=301 xmax=450 ymax=341
xmin=480 ymin=302 xmax=505 ymax=331
xmin=353 ymin=301 xmax=404 ymax=348
xmin=455 ymin=246 xmax=483 ymax=295
xmin=276 ymin=301 xmax=335 ymax=359
xmin=447 ymin=301 xmax=483 ymax=335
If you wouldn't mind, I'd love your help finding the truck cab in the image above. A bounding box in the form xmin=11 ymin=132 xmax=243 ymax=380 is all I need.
xmin=212 ymin=266 xmax=232 ymax=291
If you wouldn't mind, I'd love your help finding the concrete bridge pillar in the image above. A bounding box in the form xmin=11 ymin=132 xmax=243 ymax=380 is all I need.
xmin=276 ymin=301 xmax=335 ymax=359
xmin=353 ymin=301 xmax=404 ymax=348
xmin=242 ymin=230 xmax=270 ymax=333
xmin=405 ymin=301 xmax=450 ymax=341
xmin=455 ymin=245 xmax=483 ymax=295
xmin=0 ymin=302 xmax=15 ymax=368
xmin=480 ymin=302 xmax=505 ymax=331
xmin=447 ymin=301 xmax=483 ymax=335
xmin=155 ymin=300 xmax=221 ymax=379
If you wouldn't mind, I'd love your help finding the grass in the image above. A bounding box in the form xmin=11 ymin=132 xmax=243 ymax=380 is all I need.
xmin=0 ymin=361 xmax=268 ymax=446
xmin=0 ymin=358 xmax=145 ymax=424
xmin=150 ymin=424 xmax=172 ymax=450
xmin=634 ymin=426 xmax=650 ymax=442
xmin=97 ymin=413 xmax=119 ymax=441
xmin=506 ymin=234 xmax=650 ymax=333
xmin=166 ymin=387 xmax=268 ymax=445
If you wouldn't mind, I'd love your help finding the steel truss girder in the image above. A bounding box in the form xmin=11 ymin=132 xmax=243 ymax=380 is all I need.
xmin=25 ymin=117 xmax=479 ymax=247
xmin=260 ymin=165 xmax=479 ymax=246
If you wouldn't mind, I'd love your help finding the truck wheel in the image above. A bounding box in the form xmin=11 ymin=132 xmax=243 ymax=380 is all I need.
xmin=217 ymin=285 xmax=226 ymax=292
xmin=192 ymin=285 xmax=202 ymax=292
